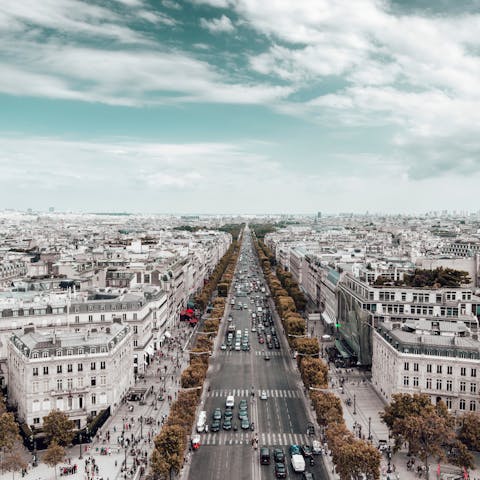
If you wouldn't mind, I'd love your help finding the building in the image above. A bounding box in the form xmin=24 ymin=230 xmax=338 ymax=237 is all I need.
xmin=7 ymin=322 xmax=133 ymax=429
xmin=372 ymin=320 xmax=480 ymax=414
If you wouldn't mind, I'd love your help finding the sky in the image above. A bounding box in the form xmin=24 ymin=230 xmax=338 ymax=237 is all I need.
xmin=0 ymin=0 xmax=479 ymax=214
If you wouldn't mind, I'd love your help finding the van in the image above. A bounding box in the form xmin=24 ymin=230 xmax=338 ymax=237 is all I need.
xmin=291 ymin=454 xmax=305 ymax=472
xmin=226 ymin=395 xmax=234 ymax=408
xmin=196 ymin=411 xmax=207 ymax=433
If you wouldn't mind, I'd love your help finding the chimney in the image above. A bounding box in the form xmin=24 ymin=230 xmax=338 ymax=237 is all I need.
xmin=24 ymin=326 xmax=35 ymax=335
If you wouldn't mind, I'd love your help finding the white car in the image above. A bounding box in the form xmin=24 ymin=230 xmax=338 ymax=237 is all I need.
xmin=220 ymin=344 xmax=227 ymax=350
xmin=260 ymin=390 xmax=267 ymax=400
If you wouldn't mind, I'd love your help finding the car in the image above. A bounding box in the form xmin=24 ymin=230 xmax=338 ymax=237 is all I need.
xmin=311 ymin=440 xmax=322 ymax=455
xmin=226 ymin=395 xmax=235 ymax=408
xmin=224 ymin=408 xmax=233 ymax=420
xmin=275 ymin=462 xmax=287 ymax=479
xmin=212 ymin=408 xmax=222 ymax=421
xmin=274 ymin=342 xmax=280 ymax=350
xmin=223 ymin=418 xmax=232 ymax=430
xmin=242 ymin=343 xmax=250 ymax=351
xmin=226 ymin=339 xmax=232 ymax=346
xmin=264 ymin=354 xmax=270 ymax=361
xmin=251 ymin=326 xmax=256 ymax=332
xmin=210 ymin=419 xmax=220 ymax=432
xmin=260 ymin=447 xmax=271 ymax=465
xmin=239 ymin=399 xmax=248 ymax=408
xmin=241 ymin=418 xmax=250 ymax=430
xmin=306 ymin=422 xmax=315 ymax=436
xmin=301 ymin=445 xmax=313 ymax=458
xmin=235 ymin=343 xmax=241 ymax=351
xmin=238 ymin=410 xmax=248 ymax=420
xmin=221 ymin=344 xmax=227 ymax=350
xmin=267 ymin=342 xmax=273 ymax=350
xmin=273 ymin=448 xmax=285 ymax=463
xmin=260 ymin=390 xmax=268 ymax=400
xmin=301 ymin=473 xmax=314 ymax=480
xmin=289 ymin=445 xmax=301 ymax=456
xmin=259 ymin=337 xmax=265 ymax=344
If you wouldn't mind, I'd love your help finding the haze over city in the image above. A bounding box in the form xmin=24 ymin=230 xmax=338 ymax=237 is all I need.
xmin=1 ymin=0 xmax=479 ymax=213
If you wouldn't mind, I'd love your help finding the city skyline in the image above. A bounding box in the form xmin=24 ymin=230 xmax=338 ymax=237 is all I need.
xmin=1 ymin=0 xmax=479 ymax=213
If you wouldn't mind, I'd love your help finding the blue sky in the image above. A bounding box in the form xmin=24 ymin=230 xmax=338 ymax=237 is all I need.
xmin=0 ymin=0 xmax=479 ymax=214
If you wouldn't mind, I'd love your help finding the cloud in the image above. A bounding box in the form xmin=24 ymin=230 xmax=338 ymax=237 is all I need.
xmin=137 ymin=10 xmax=177 ymax=26
xmin=189 ymin=0 xmax=230 ymax=7
xmin=200 ymin=15 xmax=235 ymax=33
xmin=161 ymin=0 xmax=182 ymax=10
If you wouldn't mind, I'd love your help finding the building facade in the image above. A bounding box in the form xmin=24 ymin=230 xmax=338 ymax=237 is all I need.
xmin=7 ymin=323 xmax=133 ymax=429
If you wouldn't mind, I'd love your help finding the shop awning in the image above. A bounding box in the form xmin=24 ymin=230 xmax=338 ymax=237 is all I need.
xmin=145 ymin=344 xmax=155 ymax=356
xmin=164 ymin=331 xmax=172 ymax=338
xmin=335 ymin=339 xmax=351 ymax=359
xmin=321 ymin=312 xmax=334 ymax=325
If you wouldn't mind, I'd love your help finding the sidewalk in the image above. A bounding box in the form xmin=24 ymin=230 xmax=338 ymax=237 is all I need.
xmin=0 ymin=323 xmax=193 ymax=480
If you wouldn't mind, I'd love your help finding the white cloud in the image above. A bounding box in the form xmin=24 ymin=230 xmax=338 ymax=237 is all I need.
xmin=137 ymin=9 xmax=176 ymax=25
xmin=200 ymin=15 xmax=235 ymax=33
xmin=161 ymin=0 xmax=182 ymax=10
xmin=190 ymin=0 xmax=230 ymax=8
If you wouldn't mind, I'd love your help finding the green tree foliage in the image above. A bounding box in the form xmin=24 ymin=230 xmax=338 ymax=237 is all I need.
xmin=402 ymin=267 xmax=470 ymax=288
xmin=458 ymin=413 xmax=480 ymax=451
xmin=42 ymin=410 xmax=75 ymax=447
xmin=43 ymin=441 xmax=65 ymax=480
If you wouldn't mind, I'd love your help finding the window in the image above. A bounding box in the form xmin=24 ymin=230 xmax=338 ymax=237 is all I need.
xmin=100 ymin=314 xmax=105 ymax=322
xmin=67 ymin=378 xmax=73 ymax=390
xmin=32 ymin=381 xmax=39 ymax=393
xmin=33 ymin=417 xmax=40 ymax=425
xmin=133 ymin=326 xmax=138 ymax=334
xmin=78 ymin=377 xmax=83 ymax=388
xmin=470 ymin=401 xmax=476 ymax=412
xmin=446 ymin=398 xmax=452 ymax=409
xmin=122 ymin=313 xmax=127 ymax=321
xmin=446 ymin=380 xmax=453 ymax=392
xmin=100 ymin=375 xmax=106 ymax=385
xmin=91 ymin=377 xmax=96 ymax=386
xmin=404 ymin=362 xmax=409 ymax=371
xmin=460 ymin=381 xmax=466 ymax=392
xmin=447 ymin=366 xmax=453 ymax=375
xmin=67 ymin=364 xmax=73 ymax=373
xmin=471 ymin=383 xmax=477 ymax=394
xmin=90 ymin=348 xmax=96 ymax=354
xmin=460 ymin=399 xmax=466 ymax=410
xmin=32 ymin=352 xmax=39 ymax=359
xmin=413 ymin=363 xmax=419 ymax=372
xmin=100 ymin=361 xmax=105 ymax=370
xmin=91 ymin=394 xmax=96 ymax=405
xmin=33 ymin=367 xmax=39 ymax=376
xmin=57 ymin=379 xmax=63 ymax=391
xmin=57 ymin=365 xmax=62 ymax=374
xmin=78 ymin=348 xmax=84 ymax=355
xmin=403 ymin=376 xmax=409 ymax=386
xmin=67 ymin=349 xmax=73 ymax=356
xmin=426 ymin=378 xmax=432 ymax=389
xmin=90 ymin=362 xmax=96 ymax=371
xmin=77 ymin=363 xmax=83 ymax=372
xmin=133 ymin=340 xmax=138 ymax=347
xmin=75 ymin=315 xmax=80 ymax=323
xmin=133 ymin=313 xmax=137 ymax=320
xmin=436 ymin=379 xmax=442 ymax=390
xmin=43 ymin=351 xmax=49 ymax=358
xmin=413 ymin=377 xmax=419 ymax=387
xmin=472 ymin=369 xmax=477 ymax=378
xmin=461 ymin=367 xmax=467 ymax=376
xmin=437 ymin=365 xmax=442 ymax=374
xmin=43 ymin=366 xmax=49 ymax=375
xmin=88 ymin=315 xmax=93 ymax=323
xmin=427 ymin=364 xmax=432 ymax=373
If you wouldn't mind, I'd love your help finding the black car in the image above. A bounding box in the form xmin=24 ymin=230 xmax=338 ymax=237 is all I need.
xmin=273 ymin=448 xmax=285 ymax=463
xmin=260 ymin=447 xmax=270 ymax=465
xmin=267 ymin=342 xmax=273 ymax=349
xmin=275 ymin=462 xmax=287 ymax=478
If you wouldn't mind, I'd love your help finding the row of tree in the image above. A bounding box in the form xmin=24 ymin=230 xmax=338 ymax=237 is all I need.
xmin=149 ymin=231 xmax=242 ymax=479
xmin=253 ymin=238 xmax=381 ymax=480
xmin=382 ymin=393 xmax=478 ymax=478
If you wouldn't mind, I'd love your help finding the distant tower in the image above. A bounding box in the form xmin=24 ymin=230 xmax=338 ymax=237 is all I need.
xmin=49 ymin=207 xmax=54 ymax=213
xmin=317 ymin=211 xmax=322 ymax=219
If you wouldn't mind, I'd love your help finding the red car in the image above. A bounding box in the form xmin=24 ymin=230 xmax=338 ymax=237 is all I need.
xmin=259 ymin=337 xmax=265 ymax=344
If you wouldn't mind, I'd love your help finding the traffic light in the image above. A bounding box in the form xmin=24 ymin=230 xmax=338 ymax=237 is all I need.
xmin=335 ymin=323 xmax=341 ymax=328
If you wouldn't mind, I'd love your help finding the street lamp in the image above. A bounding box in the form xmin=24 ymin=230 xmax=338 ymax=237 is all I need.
xmin=368 ymin=416 xmax=372 ymax=441
xmin=353 ymin=394 xmax=357 ymax=415
xmin=140 ymin=416 xmax=143 ymax=439
xmin=79 ymin=430 xmax=83 ymax=460
xmin=387 ymin=446 xmax=392 ymax=473
xmin=30 ymin=430 xmax=38 ymax=467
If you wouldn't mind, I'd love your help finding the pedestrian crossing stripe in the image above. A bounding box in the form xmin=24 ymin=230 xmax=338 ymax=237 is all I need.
xmin=255 ymin=351 xmax=282 ymax=356
xmin=201 ymin=432 xmax=310 ymax=446
xmin=207 ymin=389 xmax=301 ymax=398
xmin=218 ymin=350 xmax=282 ymax=356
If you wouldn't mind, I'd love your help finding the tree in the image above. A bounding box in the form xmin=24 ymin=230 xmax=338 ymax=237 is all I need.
xmin=1 ymin=442 xmax=27 ymax=479
xmin=0 ymin=412 xmax=20 ymax=451
xmin=447 ymin=439 xmax=475 ymax=471
xmin=311 ymin=392 xmax=343 ymax=426
xmin=43 ymin=410 xmax=75 ymax=447
xmin=458 ymin=413 xmax=480 ymax=451
xmin=43 ymin=441 xmax=65 ymax=480
xmin=400 ymin=410 xmax=454 ymax=479
xmin=335 ymin=439 xmax=381 ymax=480
xmin=151 ymin=425 xmax=186 ymax=479
xmin=295 ymin=337 xmax=320 ymax=357
xmin=381 ymin=393 xmax=432 ymax=433
xmin=299 ymin=357 xmax=328 ymax=388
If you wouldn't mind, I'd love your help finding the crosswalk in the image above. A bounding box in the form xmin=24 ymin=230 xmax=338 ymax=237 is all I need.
xmin=207 ymin=389 xmax=301 ymax=398
xmin=202 ymin=431 xmax=311 ymax=446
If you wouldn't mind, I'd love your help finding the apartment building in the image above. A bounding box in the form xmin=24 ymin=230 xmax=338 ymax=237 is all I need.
xmin=372 ymin=320 xmax=480 ymax=414
xmin=7 ymin=323 xmax=133 ymax=429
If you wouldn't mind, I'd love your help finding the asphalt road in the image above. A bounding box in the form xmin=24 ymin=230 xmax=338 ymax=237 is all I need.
xmin=186 ymin=230 xmax=329 ymax=480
